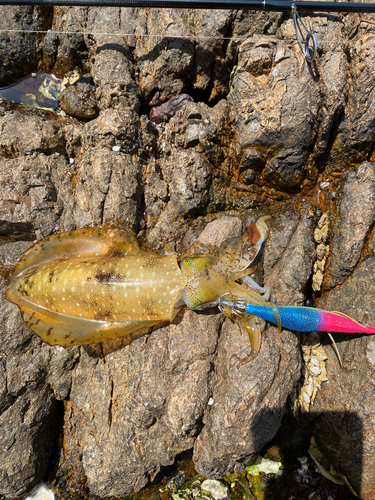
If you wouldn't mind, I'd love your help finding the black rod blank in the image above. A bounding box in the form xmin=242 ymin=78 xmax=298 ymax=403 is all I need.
xmin=1 ymin=0 xmax=375 ymax=12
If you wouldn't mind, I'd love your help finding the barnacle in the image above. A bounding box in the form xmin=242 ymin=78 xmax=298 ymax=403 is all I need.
xmin=312 ymin=213 xmax=330 ymax=292
xmin=291 ymin=332 xmax=328 ymax=413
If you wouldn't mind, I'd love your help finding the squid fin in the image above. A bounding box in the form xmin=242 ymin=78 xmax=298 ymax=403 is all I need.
xmin=17 ymin=301 xmax=157 ymax=347
xmin=12 ymin=224 xmax=145 ymax=277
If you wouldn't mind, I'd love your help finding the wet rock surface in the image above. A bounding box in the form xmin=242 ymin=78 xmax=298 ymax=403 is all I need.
xmin=0 ymin=6 xmax=51 ymax=86
xmin=59 ymin=74 xmax=99 ymax=121
xmin=0 ymin=4 xmax=374 ymax=500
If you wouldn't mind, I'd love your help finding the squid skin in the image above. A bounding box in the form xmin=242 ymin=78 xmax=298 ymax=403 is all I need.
xmin=244 ymin=304 xmax=375 ymax=334
xmin=4 ymin=217 xmax=273 ymax=353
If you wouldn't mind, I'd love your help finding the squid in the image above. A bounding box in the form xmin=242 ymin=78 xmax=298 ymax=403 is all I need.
xmin=5 ymin=217 xmax=375 ymax=362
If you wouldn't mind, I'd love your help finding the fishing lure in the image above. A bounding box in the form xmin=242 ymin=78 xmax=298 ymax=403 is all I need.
xmin=5 ymin=217 xmax=375 ymax=362
xmin=219 ymin=298 xmax=375 ymax=334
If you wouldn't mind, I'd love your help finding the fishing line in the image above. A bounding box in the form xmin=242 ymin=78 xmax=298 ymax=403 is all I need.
xmin=0 ymin=3 xmax=374 ymax=59
xmin=0 ymin=27 xmax=368 ymax=44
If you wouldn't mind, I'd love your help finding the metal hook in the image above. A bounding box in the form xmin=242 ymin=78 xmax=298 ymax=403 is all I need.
xmin=291 ymin=3 xmax=317 ymax=62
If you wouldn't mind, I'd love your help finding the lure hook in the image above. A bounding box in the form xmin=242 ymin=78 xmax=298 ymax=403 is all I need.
xmin=292 ymin=3 xmax=317 ymax=62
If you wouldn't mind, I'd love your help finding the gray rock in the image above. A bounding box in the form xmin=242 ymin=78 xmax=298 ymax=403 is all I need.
xmin=324 ymin=162 xmax=375 ymax=290
xmin=0 ymin=152 xmax=74 ymax=240
xmin=0 ymin=6 xmax=49 ymax=85
xmin=73 ymin=147 xmax=141 ymax=229
xmin=314 ymin=259 xmax=375 ymax=499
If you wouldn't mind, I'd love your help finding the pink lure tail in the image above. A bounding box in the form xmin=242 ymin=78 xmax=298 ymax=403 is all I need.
xmin=317 ymin=309 xmax=375 ymax=334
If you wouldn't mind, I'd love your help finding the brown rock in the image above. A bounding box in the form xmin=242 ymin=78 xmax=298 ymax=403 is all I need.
xmin=0 ymin=153 xmax=74 ymax=240
xmin=327 ymin=33 xmax=375 ymax=174
xmin=44 ymin=6 xmax=89 ymax=75
xmin=0 ymin=107 xmax=65 ymax=159
xmin=0 ymin=243 xmax=77 ymax=498
xmin=2 ymin=6 xmax=375 ymax=499
xmin=59 ymin=74 xmax=99 ymax=121
xmin=83 ymin=106 xmax=140 ymax=154
xmin=58 ymin=310 xmax=220 ymax=497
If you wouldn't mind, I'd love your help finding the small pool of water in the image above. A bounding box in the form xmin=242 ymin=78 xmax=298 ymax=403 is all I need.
xmin=0 ymin=73 xmax=61 ymax=110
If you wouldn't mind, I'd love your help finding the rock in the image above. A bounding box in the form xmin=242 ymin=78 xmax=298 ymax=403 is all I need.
xmin=150 ymin=94 xmax=194 ymax=124
xmin=228 ymin=16 xmax=348 ymax=192
xmin=144 ymin=148 xmax=213 ymax=250
xmin=87 ymin=7 xmax=142 ymax=112
xmin=2 ymin=5 xmax=375 ymax=499
xmin=327 ymin=33 xmax=375 ymax=175
xmin=0 ymin=6 xmax=50 ymax=85
xmin=83 ymin=106 xmax=140 ymax=154
xmin=184 ymin=216 xmax=243 ymax=256
xmin=0 ymin=107 xmax=65 ymax=159
xmin=313 ymin=261 xmax=375 ymax=498
xmin=167 ymin=100 xmax=228 ymax=168
xmin=73 ymin=147 xmax=142 ymax=229
xmin=323 ymin=162 xmax=375 ymax=290
xmin=134 ymin=9 xmax=194 ymax=102
xmin=305 ymin=167 xmax=375 ymax=497
xmin=0 ymin=152 xmax=74 ymax=240
xmin=59 ymin=74 xmax=99 ymax=121
xmin=228 ymin=37 xmax=318 ymax=191
xmin=56 ymin=310 xmax=220 ymax=497
xmin=43 ymin=7 xmax=89 ymax=76
xmin=263 ymin=202 xmax=317 ymax=306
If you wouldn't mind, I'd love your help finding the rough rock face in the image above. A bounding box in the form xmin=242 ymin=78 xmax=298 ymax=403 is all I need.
xmin=0 ymin=6 xmax=51 ymax=86
xmin=0 ymin=4 xmax=375 ymax=499
xmin=311 ymin=162 xmax=375 ymax=500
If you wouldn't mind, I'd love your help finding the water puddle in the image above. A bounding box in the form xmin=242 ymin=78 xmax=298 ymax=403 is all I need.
xmin=0 ymin=73 xmax=61 ymax=110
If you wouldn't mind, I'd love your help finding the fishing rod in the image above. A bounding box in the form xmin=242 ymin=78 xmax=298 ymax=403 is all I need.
xmin=1 ymin=0 xmax=375 ymax=12
xmin=1 ymin=0 xmax=375 ymax=61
